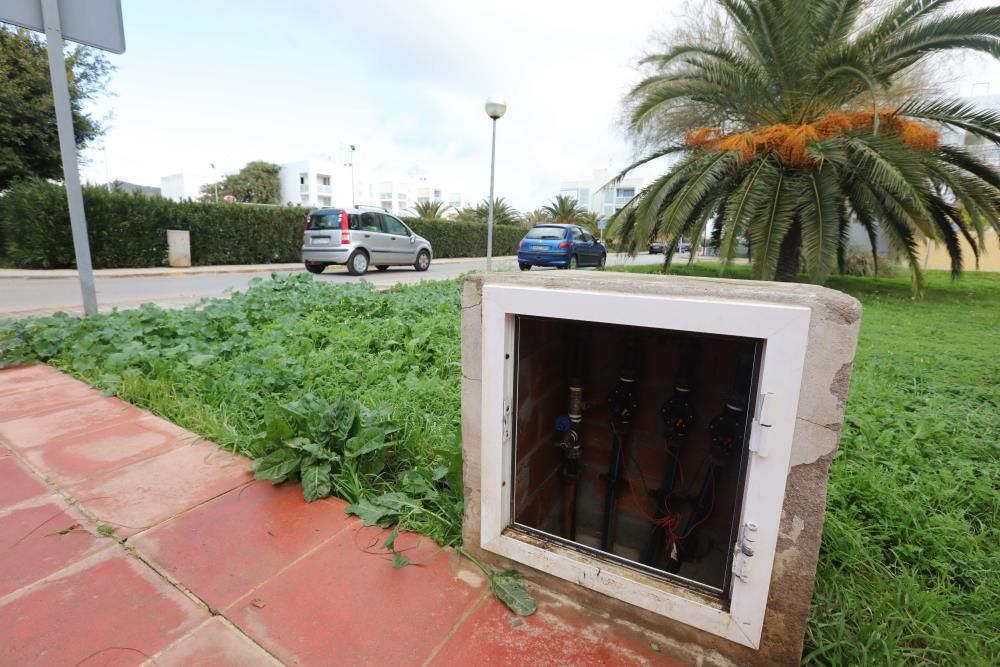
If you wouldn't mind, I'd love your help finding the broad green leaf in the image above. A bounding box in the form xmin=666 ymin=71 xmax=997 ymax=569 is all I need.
xmin=251 ymin=449 xmax=302 ymax=483
xmin=301 ymin=461 xmax=333 ymax=502
xmin=346 ymin=427 xmax=393 ymax=458
xmin=188 ymin=352 xmax=215 ymax=368
xmin=297 ymin=439 xmax=340 ymax=463
xmin=263 ymin=407 xmax=294 ymax=444
xmin=391 ymin=552 xmax=412 ymax=569
xmin=345 ymin=499 xmax=395 ymax=527
xmin=489 ymin=569 xmax=537 ymax=616
xmin=382 ymin=526 xmax=400 ymax=551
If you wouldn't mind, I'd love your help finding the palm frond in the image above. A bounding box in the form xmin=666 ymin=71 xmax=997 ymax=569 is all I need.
xmin=798 ymin=164 xmax=842 ymax=281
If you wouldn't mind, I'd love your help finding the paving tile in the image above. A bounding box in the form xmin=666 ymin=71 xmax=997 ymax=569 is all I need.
xmin=227 ymin=525 xmax=480 ymax=666
xmin=0 ymin=494 xmax=113 ymax=598
xmin=0 ymin=455 xmax=49 ymax=509
xmin=429 ymin=588 xmax=691 ymax=667
xmin=68 ymin=443 xmax=252 ymax=536
xmin=148 ymin=617 xmax=280 ymax=667
xmin=0 ymin=365 xmax=72 ymax=397
xmin=0 ymin=379 xmax=101 ymax=421
xmin=0 ymin=548 xmax=208 ymax=667
xmin=17 ymin=416 xmax=193 ymax=486
xmin=131 ymin=481 xmax=356 ymax=610
xmin=0 ymin=395 xmax=145 ymax=451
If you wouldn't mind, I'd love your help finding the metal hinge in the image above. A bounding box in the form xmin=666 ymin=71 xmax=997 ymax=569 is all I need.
xmin=502 ymin=399 xmax=512 ymax=446
xmin=732 ymin=521 xmax=758 ymax=583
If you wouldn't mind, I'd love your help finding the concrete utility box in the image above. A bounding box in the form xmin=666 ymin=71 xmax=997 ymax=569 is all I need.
xmin=460 ymin=271 xmax=861 ymax=665
xmin=166 ymin=229 xmax=191 ymax=268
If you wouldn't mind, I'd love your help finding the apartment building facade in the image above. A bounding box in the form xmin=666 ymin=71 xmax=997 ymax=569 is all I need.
xmin=558 ymin=169 xmax=645 ymax=216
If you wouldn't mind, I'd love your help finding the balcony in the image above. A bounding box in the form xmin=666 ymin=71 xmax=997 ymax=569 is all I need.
xmin=299 ymin=184 xmax=309 ymax=193
xmin=316 ymin=184 xmax=333 ymax=194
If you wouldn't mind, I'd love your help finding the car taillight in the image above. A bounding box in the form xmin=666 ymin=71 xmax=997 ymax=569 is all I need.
xmin=340 ymin=211 xmax=350 ymax=243
xmin=558 ymin=241 xmax=571 ymax=248
xmin=519 ymin=240 xmax=525 ymax=247
xmin=304 ymin=215 xmax=311 ymax=230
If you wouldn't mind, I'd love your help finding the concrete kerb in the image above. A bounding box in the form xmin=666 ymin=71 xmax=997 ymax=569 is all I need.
xmin=0 ymin=256 xmax=520 ymax=281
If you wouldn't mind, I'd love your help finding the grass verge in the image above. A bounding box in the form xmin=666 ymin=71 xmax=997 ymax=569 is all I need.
xmin=2 ymin=267 xmax=997 ymax=663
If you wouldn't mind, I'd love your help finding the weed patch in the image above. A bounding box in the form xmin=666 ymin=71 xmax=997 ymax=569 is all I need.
xmin=2 ymin=268 xmax=997 ymax=660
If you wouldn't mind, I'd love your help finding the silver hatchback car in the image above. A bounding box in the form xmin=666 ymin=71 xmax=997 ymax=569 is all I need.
xmin=301 ymin=206 xmax=433 ymax=276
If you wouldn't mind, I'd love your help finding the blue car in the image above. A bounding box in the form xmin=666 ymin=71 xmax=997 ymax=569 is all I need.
xmin=517 ymin=224 xmax=607 ymax=271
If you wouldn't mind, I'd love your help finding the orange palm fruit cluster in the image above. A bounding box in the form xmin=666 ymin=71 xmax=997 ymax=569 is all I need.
xmin=683 ymin=111 xmax=939 ymax=167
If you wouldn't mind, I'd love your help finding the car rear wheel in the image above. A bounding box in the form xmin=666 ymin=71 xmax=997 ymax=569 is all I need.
xmin=568 ymin=254 xmax=578 ymax=270
xmin=598 ymin=253 xmax=606 ymax=268
xmin=305 ymin=262 xmax=326 ymax=274
xmin=347 ymin=250 xmax=369 ymax=276
xmin=414 ymin=250 xmax=431 ymax=272
xmin=376 ymin=265 xmax=389 ymax=271
xmin=519 ymin=263 xmax=532 ymax=271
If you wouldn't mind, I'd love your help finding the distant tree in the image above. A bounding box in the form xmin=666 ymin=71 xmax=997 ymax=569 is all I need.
xmin=0 ymin=28 xmax=112 ymax=191
xmin=410 ymin=200 xmax=452 ymax=219
xmin=200 ymin=161 xmax=282 ymax=204
xmin=577 ymin=211 xmax=601 ymax=235
xmin=523 ymin=208 xmax=552 ymax=227
xmin=455 ymin=197 xmax=522 ymax=225
xmin=542 ymin=195 xmax=587 ymax=224
xmin=485 ymin=197 xmax=521 ymax=225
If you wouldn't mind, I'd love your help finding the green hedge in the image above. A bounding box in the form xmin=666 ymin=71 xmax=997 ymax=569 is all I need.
xmin=0 ymin=180 xmax=306 ymax=269
xmin=403 ymin=217 xmax=525 ymax=259
xmin=0 ymin=180 xmax=528 ymax=269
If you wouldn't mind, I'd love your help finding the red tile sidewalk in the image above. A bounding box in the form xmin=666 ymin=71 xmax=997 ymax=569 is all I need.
xmin=0 ymin=365 xmax=690 ymax=666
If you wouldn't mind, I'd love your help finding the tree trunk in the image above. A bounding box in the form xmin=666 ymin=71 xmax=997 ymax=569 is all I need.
xmin=774 ymin=220 xmax=801 ymax=281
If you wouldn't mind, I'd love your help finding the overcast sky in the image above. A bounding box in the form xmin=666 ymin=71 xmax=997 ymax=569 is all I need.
xmin=79 ymin=0 xmax=1000 ymax=210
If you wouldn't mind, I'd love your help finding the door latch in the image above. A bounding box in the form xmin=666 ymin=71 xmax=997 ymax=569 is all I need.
xmin=749 ymin=392 xmax=776 ymax=456
xmin=732 ymin=521 xmax=758 ymax=583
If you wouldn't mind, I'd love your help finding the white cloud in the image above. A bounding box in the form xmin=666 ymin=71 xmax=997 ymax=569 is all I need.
xmin=79 ymin=0 xmax=675 ymax=209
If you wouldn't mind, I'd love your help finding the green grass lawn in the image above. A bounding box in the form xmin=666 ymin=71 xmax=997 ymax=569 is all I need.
xmin=2 ymin=269 xmax=997 ymax=665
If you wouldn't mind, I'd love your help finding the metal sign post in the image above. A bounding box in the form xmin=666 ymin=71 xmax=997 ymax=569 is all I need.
xmin=1 ymin=0 xmax=125 ymax=316
xmin=41 ymin=0 xmax=96 ymax=314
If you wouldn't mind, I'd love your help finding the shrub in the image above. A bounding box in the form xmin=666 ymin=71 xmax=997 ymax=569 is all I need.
xmin=0 ymin=179 xmax=306 ymax=269
xmin=0 ymin=180 xmax=529 ymax=269
xmin=842 ymin=250 xmax=900 ymax=278
xmin=403 ymin=217 xmax=524 ymax=259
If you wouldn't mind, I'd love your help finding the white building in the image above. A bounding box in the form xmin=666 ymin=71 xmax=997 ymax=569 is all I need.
xmin=357 ymin=176 xmax=464 ymax=216
xmin=160 ymin=172 xmax=213 ymax=202
xmin=279 ymin=159 xmax=356 ymax=209
xmin=558 ymin=169 xmax=646 ymax=217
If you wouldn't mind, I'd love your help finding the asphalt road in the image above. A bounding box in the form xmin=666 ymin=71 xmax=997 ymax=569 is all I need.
xmin=0 ymin=253 xmax=671 ymax=318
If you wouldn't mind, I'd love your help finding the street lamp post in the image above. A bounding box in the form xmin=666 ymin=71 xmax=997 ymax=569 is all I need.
xmin=209 ymin=162 xmax=219 ymax=203
xmin=349 ymin=144 xmax=356 ymax=206
xmin=484 ymin=97 xmax=507 ymax=271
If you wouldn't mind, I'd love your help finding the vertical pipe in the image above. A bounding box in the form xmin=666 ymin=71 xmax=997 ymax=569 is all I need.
xmin=41 ymin=0 xmax=97 ymax=316
xmin=601 ymin=336 xmax=638 ymax=553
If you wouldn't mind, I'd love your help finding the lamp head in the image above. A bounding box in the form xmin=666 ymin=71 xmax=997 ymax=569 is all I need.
xmin=484 ymin=97 xmax=507 ymax=120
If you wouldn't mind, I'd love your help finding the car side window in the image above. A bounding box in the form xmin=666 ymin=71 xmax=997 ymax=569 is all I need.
xmin=582 ymin=232 xmax=595 ymax=243
xmin=348 ymin=214 xmax=362 ymax=230
xmin=382 ymin=215 xmax=410 ymax=236
xmin=571 ymin=228 xmax=583 ymax=241
xmin=360 ymin=212 xmax=381 ymax=232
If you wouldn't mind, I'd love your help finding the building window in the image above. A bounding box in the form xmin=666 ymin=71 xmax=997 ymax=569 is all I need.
xmin=318 ymin=196 xmax=332 ymax=207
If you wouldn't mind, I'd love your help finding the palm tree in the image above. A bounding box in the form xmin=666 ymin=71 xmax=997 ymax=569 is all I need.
xmin=523 ymin=208 xmax=552 ymax=227
xmin=476 ymin=197 xmax=521 ymax=225
xmin=410 ymin=200 xmax=451 ymax=220
xmin=543 ymin=195 xmax=587 ymax=224
xmin=611 ymin=0 xmax=1000 ymax=293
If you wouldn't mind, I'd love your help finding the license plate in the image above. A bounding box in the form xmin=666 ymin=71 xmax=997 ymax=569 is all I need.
xmin=312 ymin=237 xmax=330 ymax=245
xmin=531 ymin=245 xmax=547 ymax=250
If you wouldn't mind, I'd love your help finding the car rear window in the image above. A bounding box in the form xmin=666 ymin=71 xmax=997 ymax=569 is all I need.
xmin=308 ymin=210 xmax=361 ymax=230
xmin=525 ymin=226 xmax=566 ymax=240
